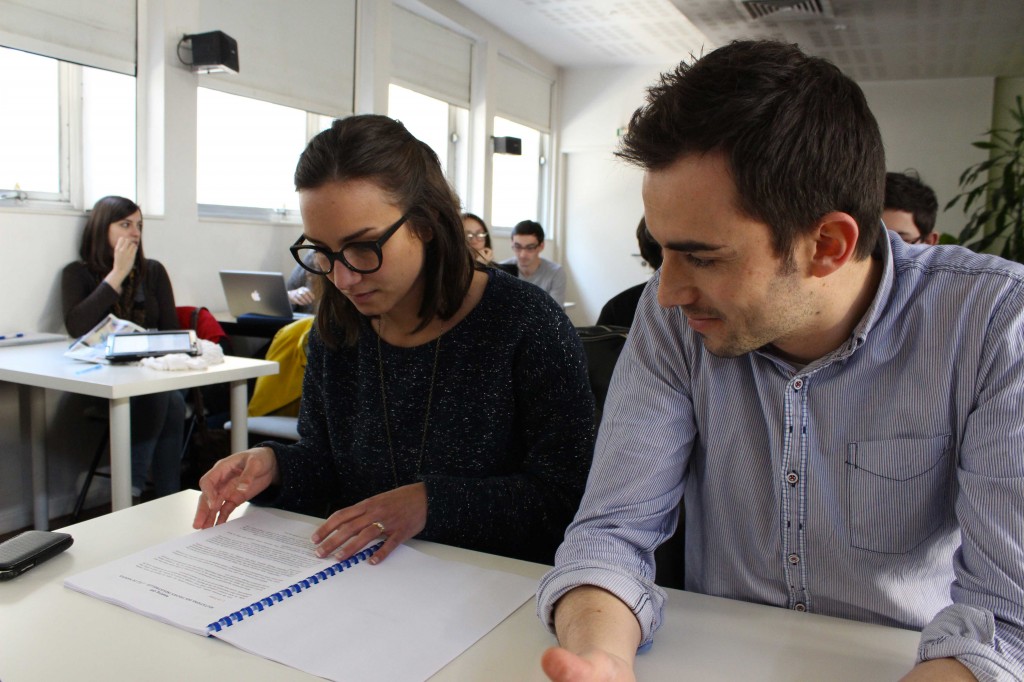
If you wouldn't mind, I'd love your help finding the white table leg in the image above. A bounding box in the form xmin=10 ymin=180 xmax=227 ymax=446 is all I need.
xmin=229 ymin=380 xmax=248 ymax=454
xmin=108 ymin=397 xmax=132 ymax=510
xmin=19 ymin=385 xmax=48 ymax=530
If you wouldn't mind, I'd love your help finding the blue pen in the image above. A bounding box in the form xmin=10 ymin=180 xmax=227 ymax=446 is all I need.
xmin=0 ymin=332 xmax=25 ymax=340
xmin=75 ymin=364 xmax=103 ymax=375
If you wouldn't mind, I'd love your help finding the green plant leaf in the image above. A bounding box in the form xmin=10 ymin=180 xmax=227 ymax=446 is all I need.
xmin=963 ymin=185 xmax=987 ymax=213
xmin=972 ymin=228 xmax=1003 ymax=253
xmin=952 ymin=99 xmax=1024 ymax=264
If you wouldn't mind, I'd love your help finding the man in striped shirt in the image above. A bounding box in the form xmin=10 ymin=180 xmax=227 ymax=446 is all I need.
xmin=538 ymin=40 xmax=1024 ymax=681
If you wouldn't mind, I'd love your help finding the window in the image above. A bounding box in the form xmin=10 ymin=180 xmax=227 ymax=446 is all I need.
xmin=197 ymin=89 xmax=309 ymax=214
xmin=0 ymin=45 xmax=136 ymax=206
xmin=0 ymin=47 xmax=61 ymax=197
xmin=81 ymin=67 xmax=136 ymax=206
xmin=387 ymin=84 xmax=469 ymax=205
xmin=491 ymin=117 xmax=546 ymax=229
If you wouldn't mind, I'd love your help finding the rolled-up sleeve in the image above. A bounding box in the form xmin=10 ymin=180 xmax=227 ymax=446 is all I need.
xmin=919 ymin=284 xmax=1024 ymax=680
xmin=537 ymin=277 xmax=691 ymax=647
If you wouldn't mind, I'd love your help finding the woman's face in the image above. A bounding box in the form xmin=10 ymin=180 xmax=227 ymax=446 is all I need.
xmin=107 ymin=210 xmax=143 ymax=251
xmin=463 ymin=217 xmax=487 ymax=250
xmin=298 ymin=179 xmax=427 ymax=319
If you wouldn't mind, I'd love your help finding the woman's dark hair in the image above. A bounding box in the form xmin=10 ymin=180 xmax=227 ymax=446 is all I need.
xmin=618 ymin=40 xmax=885 ymax=262
xmin=295 ymin=115 xmax=475 ymax=348
xmin=461 ymin=212 xmax=492 ymax=249
xmin=80 ymin=195 xmax=145 ymax=276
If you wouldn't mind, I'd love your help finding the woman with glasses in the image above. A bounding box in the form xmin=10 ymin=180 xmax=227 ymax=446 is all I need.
xmin=61 ymin=195 xmax=186 ymax=500
xmin=194 ymin=115 xmax=595 ymax=566
xmin=462 ymin=212 xmax=493 ymax=264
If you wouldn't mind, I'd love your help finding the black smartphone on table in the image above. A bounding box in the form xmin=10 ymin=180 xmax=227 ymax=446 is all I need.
xmin=0 ymin=530 xmax=74 ymax=580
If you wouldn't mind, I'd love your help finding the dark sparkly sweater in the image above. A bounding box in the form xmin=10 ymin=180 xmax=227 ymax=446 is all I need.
xmin=61 ymin=259 xmax=178 ymax=337
xmin=260 ymin=269 xmax=596 ymax=564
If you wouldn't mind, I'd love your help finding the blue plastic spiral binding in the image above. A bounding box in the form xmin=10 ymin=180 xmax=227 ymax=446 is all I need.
xmin=205 ymin=541 xmax=383 ymax=634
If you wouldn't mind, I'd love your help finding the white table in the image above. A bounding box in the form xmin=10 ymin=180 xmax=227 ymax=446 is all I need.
xmin=0 ymin=341 xmax=277 ymax=528
xmin=0 ymin=491 xmax=921 ymax=681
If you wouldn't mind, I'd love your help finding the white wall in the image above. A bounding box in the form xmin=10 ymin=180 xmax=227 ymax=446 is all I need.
xmin=559 ymin=65 xmax=668 ymax=326
xmin=860 ymin=77 xmax=994 ymax=239
xmin=559 ymin=67 xmax=999 ymax=326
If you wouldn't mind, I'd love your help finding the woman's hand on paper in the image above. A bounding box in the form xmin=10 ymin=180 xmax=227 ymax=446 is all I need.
xmin=193 ymin=447 xmax=280 ymax=529
xmin=311 ymin=483 xmax=428 ymax=565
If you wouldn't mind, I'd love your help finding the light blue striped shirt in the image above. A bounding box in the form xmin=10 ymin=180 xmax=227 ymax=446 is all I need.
xmin=538 ymin=232 xmax=1024 ymax=680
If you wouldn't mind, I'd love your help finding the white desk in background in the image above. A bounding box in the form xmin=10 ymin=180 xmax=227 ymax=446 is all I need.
xmin=0 ymin=490 xmax=921 ymax=681
xmin=0 ymin=341 xmax=277 ymax=529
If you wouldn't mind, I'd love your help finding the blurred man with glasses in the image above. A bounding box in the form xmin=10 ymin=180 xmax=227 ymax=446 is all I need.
xmin=501 ymin=220 xmax=567 ymax=307
xmin=883 ymin=170 xmax=940 ymax=245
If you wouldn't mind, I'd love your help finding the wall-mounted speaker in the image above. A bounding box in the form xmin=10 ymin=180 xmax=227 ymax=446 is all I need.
xmin=492 ymin=136 xmax=522 ymax=155
xmin=185 ymin=31 xmax=239 ymax=74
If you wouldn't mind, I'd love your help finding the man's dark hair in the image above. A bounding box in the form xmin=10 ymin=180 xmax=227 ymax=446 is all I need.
xmin=512 ymin=220 xmax=545 ymax=244
xmin=618 ymin=40 xmax=885 ymax=262
xmin=884 ymin=170 xmax=939 ymax=237
xmin=294 ymin=114 xmax=474 ymax=348
xmin=636 ymin=217 xmax=663 ymax=269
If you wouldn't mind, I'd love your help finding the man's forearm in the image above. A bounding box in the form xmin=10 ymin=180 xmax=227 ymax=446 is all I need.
xmin=553 ymin=585 xmax=643 ymax=664
xmin=899 ymin=657 xmax=977 ymax=681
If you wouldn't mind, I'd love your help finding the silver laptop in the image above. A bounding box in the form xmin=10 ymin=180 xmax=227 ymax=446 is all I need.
xmin=219 ymin=270 xmax=296 ymax=319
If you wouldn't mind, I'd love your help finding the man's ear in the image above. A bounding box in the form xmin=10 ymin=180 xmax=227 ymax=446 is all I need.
xmin=924 ymin=232 xmax=939 ymax=246
xmin=538 ymin=241 xmax=546 ymax=254
xmin=809 ymin=212 xmax=859 ymax=278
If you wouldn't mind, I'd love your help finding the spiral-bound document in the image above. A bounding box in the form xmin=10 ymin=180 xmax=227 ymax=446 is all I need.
xmin=65 ymin=507 xmax=536 ymax=681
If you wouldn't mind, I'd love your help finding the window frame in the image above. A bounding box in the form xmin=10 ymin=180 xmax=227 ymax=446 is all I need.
xmin=195 ymin=91 xmax=332 ymax=224
xmin=0 ymin=54 xmax=76 ymax=208
xmin=489 ymin=116 xmax=550 ymax=232
xmin=388 ymin=82 xmax=469 ymax=207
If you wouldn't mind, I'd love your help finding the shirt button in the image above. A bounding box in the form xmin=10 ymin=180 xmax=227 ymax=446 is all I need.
xmin=786 ymin=471 xmax=799 ymax=485
xmin=794 ymin=602 xmax=807 ymax=612
xmin=788 ymin=553 xmax=800 ymax=565
xmin=793 ymin=378 xmax=803 ymax=390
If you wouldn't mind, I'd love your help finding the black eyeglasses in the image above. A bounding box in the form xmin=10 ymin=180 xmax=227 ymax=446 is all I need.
xmin=902 ymin=235 xmax=922 ymax=245
xmin=465 ymin=231 xmax=487 ymax=240
xmin=290 ymin=211 xmax=411 ymax=275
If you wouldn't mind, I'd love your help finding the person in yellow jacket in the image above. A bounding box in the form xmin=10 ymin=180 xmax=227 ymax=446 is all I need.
xmin=247 ymin=316 xmax=313 ymax=418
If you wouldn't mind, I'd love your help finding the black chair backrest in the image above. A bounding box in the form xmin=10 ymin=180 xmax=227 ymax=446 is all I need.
xmin=575 ymin=324 xmax=629 ymax=425
xmin=577 ymin=323 xmax=687 ymax=589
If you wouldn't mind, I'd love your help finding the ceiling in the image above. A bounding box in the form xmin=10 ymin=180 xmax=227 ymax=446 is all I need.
xmin=455 ymin=0 xmax=1024 ymax=81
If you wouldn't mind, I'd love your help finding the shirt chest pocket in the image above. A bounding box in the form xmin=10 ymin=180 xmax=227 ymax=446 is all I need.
xmin=846 ymin=435 xmax=953 ymax=554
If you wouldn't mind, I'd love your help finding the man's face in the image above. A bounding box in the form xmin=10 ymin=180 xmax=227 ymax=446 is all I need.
xmin=882 ymin=208 xmax=938 ymax=245
xmin=512 ymin=234 xmax=544 ymax=269
xmin=643 ymin=152 xmax=821 ymax=361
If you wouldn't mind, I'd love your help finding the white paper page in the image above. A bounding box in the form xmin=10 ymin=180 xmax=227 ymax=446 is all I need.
xmin=65 ymin=508 xmax=342 ymax=635
xmin=213 ymin=543 xmax=537 ymax=682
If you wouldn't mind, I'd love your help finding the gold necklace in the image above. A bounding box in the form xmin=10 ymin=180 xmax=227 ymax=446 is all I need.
xmin=376 ymin=317 xmax=443 ymax=487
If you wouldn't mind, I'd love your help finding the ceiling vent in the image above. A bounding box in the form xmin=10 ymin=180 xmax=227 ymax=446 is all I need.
xmin=738 ymin=0 xmax=834 ymax=21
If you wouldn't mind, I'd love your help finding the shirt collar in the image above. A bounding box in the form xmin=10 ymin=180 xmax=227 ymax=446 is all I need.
xmin=846 ymin=229 xmax=897 ymax=353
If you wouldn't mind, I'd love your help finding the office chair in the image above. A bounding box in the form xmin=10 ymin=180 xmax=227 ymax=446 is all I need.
xmin=575 ymin=324 xmax=685 ymax=589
